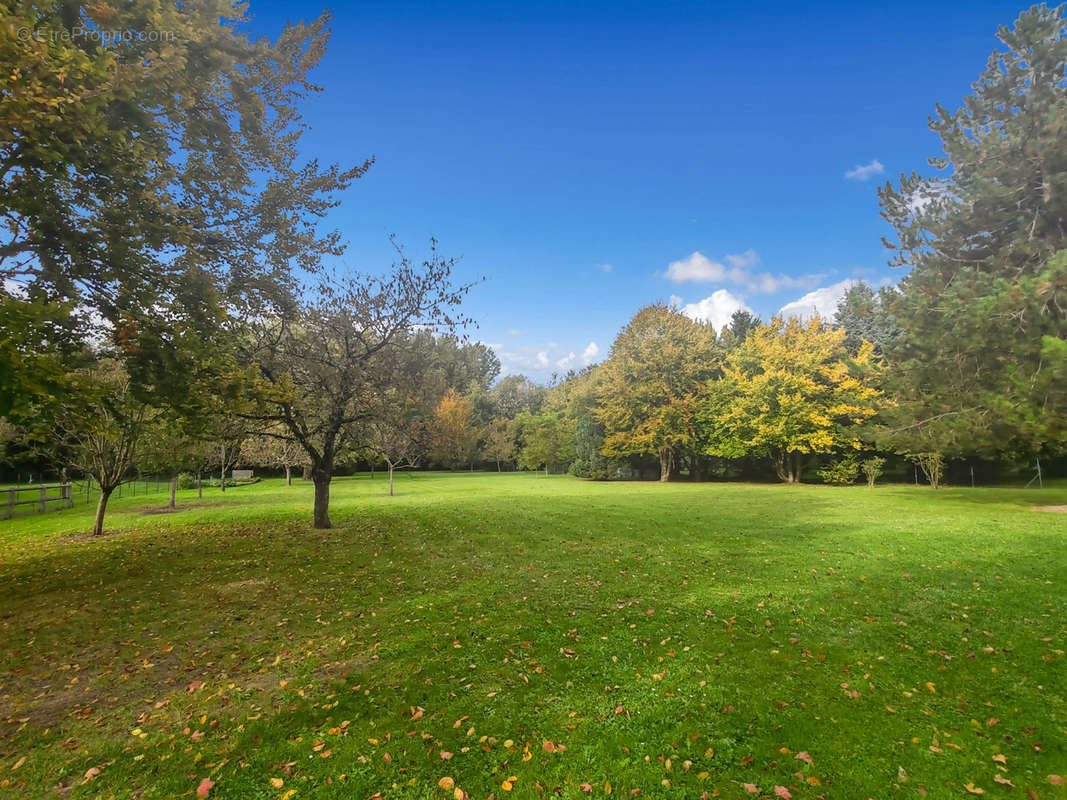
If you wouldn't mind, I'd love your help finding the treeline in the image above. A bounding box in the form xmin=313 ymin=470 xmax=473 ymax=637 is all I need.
xmin=472 ymin=5 xmax=1067 ymax=485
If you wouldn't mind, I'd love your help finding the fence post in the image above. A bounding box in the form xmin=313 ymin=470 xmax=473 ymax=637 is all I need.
xmin=63 ymin=483 xmax=73 ymax=509
xmin=39 ymin=485 xmax=47 ymax=512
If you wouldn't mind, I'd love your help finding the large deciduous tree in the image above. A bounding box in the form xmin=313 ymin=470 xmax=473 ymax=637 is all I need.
xmin=1 ymin=1 xmax=368 ymax=410
xmin=596 ymin=304 xmax=719 ymax=481
xmin=699 ymin=317 xmax=881 ymax=483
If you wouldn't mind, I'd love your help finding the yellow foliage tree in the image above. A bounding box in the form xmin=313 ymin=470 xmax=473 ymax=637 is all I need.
xmin=596 ymin=304 xmax=720 ymax=481
xmin=699 ymin=316 xmax=880 ymax=483
xmin=431 ymin=388 xmax=475 ymax=468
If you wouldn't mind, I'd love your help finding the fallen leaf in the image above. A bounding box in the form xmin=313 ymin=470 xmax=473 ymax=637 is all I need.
xmin=1050 ymin=775 xmax=1064 ymax=786
xmin=774 ymin=787 xmax=792 ymax=799
xmin=795 ymin=751 xmax=813 ymax=766
xmin=270 ymin=777 xmax=284 ymax=788
xmin=964 ymin=783 xmax=985 ymax=795
xmin=196 ymin=778 xmax=214 ymax=799
xmin=744 ymin=784 xmax=758 ymax=794
xmin=439 ymin=777 xmax=455 ymax=790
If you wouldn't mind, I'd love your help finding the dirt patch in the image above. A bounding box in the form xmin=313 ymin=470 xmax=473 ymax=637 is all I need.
xmin=139 ymin=501 xmax=231 ymax=515
xmin=62 ymin=528 xmax=131 ymax=542
xmin=1033 ymin=505 xmax=1067 ymax=513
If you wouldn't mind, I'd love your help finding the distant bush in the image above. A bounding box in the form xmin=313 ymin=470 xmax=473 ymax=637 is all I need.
xmin=861 ymin=456 xmax=886 ymax=487
xmin=818 ymin=458 xmax=860 ymax=485
xmin=177 ymin=473 xmax=197 ymax=490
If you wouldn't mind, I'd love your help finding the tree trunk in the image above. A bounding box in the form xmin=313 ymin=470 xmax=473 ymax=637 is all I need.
xmin=792 ymin=452 xmax=803 ymax=484
xmin=302 ymin=465 xmax=312 ymax=481
xmin=92 ymin=486 xmax=114 ymax=536
xmin=496 ymin=460 xmax=501 ymax=472
xmin=285 ymin=465 xmax=292 ymax=486
xmin=388 ymin=464 xmax=395 ymax=496
xmin=312 ymin=471 xmax=332 ymax=529
xmin=169 ymin=475 xmax=177 ymax=509
xmin=774 ymin=450 xmax=790 ymax=483
xmin=658 ymin=447 xmax=673 ymax=482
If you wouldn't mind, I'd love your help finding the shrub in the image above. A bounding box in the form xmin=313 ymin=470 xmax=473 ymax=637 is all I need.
xmin=861 ymin=456 xmax=886 ymax=487
xmin=818 ymin=458 xmax=860 ymax=485
xmin=177 ymin=473 xmax=197 ymax=490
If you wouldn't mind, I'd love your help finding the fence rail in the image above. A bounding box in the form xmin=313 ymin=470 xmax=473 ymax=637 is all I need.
xmin=3 ymin=483 xmax=73 ymax=520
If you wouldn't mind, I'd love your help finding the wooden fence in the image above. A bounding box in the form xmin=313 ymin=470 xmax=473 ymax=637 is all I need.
xmin=3 ymin=483 xmax=74 ymax=520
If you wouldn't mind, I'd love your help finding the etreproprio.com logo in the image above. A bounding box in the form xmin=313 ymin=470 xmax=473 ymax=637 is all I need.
xmin=16 ymin=27 xmax=176 ymax=44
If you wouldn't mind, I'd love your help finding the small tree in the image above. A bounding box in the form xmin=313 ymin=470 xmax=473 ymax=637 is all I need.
xmin=861 ymin=456 xmax=886 ymax=488
xmin=910 ymin=452 xmax=944 ymax=489
xmin=479 ymin=418 xmax=517 ymax=471
xmin=52 ymin=359 xmax=155 ymax=535
xmin=242 ymin=428 xmax=310 ymax=486
xmin=242 ymin=242 xmax=471 ymax=529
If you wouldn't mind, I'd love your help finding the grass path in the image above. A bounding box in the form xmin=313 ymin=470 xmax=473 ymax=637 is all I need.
xmin=0 ymin=473 xmax=1065 ymax=799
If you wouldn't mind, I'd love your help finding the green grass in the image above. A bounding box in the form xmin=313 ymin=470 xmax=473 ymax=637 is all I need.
xmin=0 ymin=473 xmax=1065 ymax=799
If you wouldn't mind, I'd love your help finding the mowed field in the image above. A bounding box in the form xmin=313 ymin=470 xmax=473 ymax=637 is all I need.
xmin=0 ymin=473 xmax=1065 ymax=799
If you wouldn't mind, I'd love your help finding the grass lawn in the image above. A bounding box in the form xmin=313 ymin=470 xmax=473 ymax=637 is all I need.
xmin=0 ymin=473 xmax=1065 ymax=799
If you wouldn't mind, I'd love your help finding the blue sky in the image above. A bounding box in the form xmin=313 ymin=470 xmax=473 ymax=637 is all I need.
xmin=248 ymin=0 xmax=1025 ymax=381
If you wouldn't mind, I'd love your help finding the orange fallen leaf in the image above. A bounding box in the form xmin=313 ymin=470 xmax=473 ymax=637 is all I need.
xmin=439 ymin=777 xmax=455 ymax=790
xmin=195 ymin=778 xmax=214 ymax=798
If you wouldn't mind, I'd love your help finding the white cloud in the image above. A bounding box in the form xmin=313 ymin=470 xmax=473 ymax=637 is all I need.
xmin=581 ymin=341 xmax=599 ymax=364
xmin=506 ymin=328 xmax=526 ymax=337
xmin=664 ymin=251 xmax=727 ymax=283
xmin=724 ymin=249 xmax=759 ymax=269
xmin=663 ymin=250 xmax=820 ymax=294
xmin=594 ymin=263 xmax=613 ymax=273
xmin=844 ymin=159 xmax=885 ymax=181
xmin=680 ymin=289 xmax=752 ymax=331
xmin=556 ymin=351 xmax=577 ymax=370
xmin=668 ymin=294 xmax=683 ymax=309
xmin=778 ymin=279 xmax=858 ymax=323
xmin=535 ymin=351 xmax=550 ymax=368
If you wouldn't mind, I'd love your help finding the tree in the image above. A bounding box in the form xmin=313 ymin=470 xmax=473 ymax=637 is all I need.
xmin=700 ymin=317 xmax=881 ymax=483
xmin=596 ymin=304 xmax=720 ymax=481
xmin=242 ymin=427 xmax=310 ymax=486
xmin=51 ymin=359 xmax=155 ymax=535
xmin=486 ymin=375 xmax=546 ymax=419
xmin=515 ymin=410 xmax=575 ymax=475
xmin=1 ymin=2 xmax=367 ymax=332
xmin=835 ymin=283 xmax=898 ymax=356
xmin=366 ymin=334 xmax=443 ymax=495
xmin=874 ymin=5 xmax=1067 ymax=460
xmin=242 ymin=243 xmax=470 ymax=528
xmin=480 ymin=418 xmax=517 ymax=471
xmin=570 ymin=411 xmax=614 ymax=480
xmin=431 ymin=389 xmax=476 ymax=469
xmin=140 ymin=421 xmax=207 ymax=509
